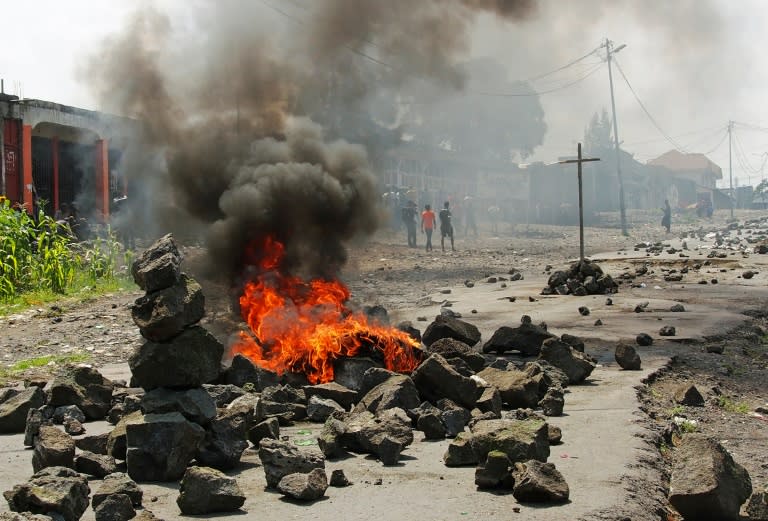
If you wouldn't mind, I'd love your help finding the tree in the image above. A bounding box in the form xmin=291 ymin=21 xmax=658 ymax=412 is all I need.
xmin=403 ymin=58 xmax=547 ymax=162
xmin=584 ymin=109 xmax=613 ymax=155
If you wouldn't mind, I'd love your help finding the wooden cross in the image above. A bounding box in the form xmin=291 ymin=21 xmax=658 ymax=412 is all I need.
xmin=559 ymin=143 xmax=600 ymax=263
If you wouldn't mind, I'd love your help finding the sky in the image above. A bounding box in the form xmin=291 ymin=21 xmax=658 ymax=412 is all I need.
xmin=2 ymin=0 xmax=768 ymax=189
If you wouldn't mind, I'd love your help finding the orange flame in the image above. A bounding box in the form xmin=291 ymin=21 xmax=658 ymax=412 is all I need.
xmin=232 ymin=236 xmax=422 ymax=384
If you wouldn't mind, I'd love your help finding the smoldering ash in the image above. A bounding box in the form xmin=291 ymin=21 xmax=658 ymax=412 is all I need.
xmin=87 ymin=0 xmax=537 ymax=279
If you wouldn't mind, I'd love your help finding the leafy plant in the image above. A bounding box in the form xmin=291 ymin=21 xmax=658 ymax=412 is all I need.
xmin=715 ymin=396 xmax=750 ymax=414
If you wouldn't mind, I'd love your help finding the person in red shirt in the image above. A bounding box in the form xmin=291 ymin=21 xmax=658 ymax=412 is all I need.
xmin=421 ymin=204 xmax=436 ymax=252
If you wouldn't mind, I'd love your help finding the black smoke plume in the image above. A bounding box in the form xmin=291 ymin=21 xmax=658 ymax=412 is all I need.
xmin=87 ymin=1 xmax=537 ymax=279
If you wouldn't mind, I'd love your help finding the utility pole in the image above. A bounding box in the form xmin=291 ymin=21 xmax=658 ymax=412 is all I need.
xmin=728 ymin=120 xmax=734 ymax=218
xmin=604 ymin=38 xmax=628 ymax=236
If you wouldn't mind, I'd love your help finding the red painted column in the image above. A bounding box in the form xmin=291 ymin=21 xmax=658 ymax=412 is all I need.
xmin=94 ymin=139 xmax=109 ymax=221
xmin=21 ymin=125 xmax=33 ymax=211
xmin=52 ymin=137 xmax=60 ymax=213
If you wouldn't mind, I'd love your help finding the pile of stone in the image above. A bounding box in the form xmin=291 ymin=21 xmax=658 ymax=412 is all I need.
xmin=541 ymin=259 xmax=617 ymax=296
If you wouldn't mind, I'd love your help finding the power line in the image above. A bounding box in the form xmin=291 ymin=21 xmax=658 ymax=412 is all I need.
xmin=612 ymin=58 xmax=687 ymax=152
xmin=471 ymin=62 xmax=604 ymax=97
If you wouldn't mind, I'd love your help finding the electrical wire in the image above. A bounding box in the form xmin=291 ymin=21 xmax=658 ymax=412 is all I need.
xmin=613 ymin=58 xmax=687 ymax=152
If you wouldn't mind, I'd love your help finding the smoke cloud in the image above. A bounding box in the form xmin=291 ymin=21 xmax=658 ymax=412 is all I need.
xmin=87 ymin=0 xmax=537 ymax=279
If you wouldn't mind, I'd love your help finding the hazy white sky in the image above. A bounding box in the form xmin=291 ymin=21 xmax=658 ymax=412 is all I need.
xmin=2 ymin=0 xmax=767 ymax=188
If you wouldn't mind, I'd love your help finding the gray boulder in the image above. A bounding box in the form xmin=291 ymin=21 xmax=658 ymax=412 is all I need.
xmin=636 ymin=333 xmax=653 ymax=346
xmin=674 ymin=384 xmax=705 ymax=406
xmin=129 ymin=326 xmax=223 ymax=390
xmin=443 ymin=432 xmax=479 ymax=466
xmin=475 ymin=386 xmax=502 ymax=418
xmin=354 ymin=375 xmax=420 ymax=415
xmin=470 ymin=418 xmax=550 ymax=464
xmin=125 ymin=412 xmax=205 ymax=482
xmin=74 ymin=451 xmax=118 ymax=478
xmin=75 ymin=432 xmax=110 ymax=455
xmin=132 ymin=274 xmax=204 ymax=342
xmin=669 ymin=435 xmax=752 ymax=520
xmin=32 ymin=426 xmax=75 ymax=473
xmin=177 ymin=466 xmax=245 ymax=515
xmin=615 ymin=343 xmax=641 ymax=370
xmin=356 ymin=408 xmax=413 ymax=465
xmin=92 ymin=472 xmax=143 ymax=509
xmin=131 ymin=234 xmax=181 ymax=293
xmin=307 ymin=396 xmax=345 ymax=423
xmin=93 ymin=493 xmax=135 ymax=521
xmin=202 ymin=384 xmax=246 ymax=407
xmin=333 ymin=357 xmax=381 ymax=393
xmin=512 ymin=460 xmax=570 ymax=503
xmin=482 ymin=324 xmax=556 ymax=356
xmin=422 ymin=315 xmax=481 ymax=347
xmin=140 ymin=387 xmax=217 ymax=425
xmin=222 ymin=354 xmax=279 ymax=391
xmin=3 ymin=467 xmax=90 ymax=521
xmin=411 ymin=354 xmax=483 ymax=409
xmin=476 ymin=367 xmax=541 ymax=408
xmin=258 ymin=439 xmax=325 ymax=488
xmin=538 ymin=387 xmax=564 ymax=416
xmin=277 ymin=468 xmax=328 ymax=501
xmin=106 ymin=411 xmax=143 ymax=460
xmin=426 ymin=338 xmax=486 ymax=372
xmin=539 ymin=339 xmax=595 ymax=384
xmin=248 ymin=417 xmax=280 ymax=447
xmin=0 ymin=387 xmax=46 ymax=434
xmin=417 ymin=413 xmax=447 ymax=440
xmin=52 ymin=405 xmax=85 ymax=425
xmin=747 ymin=486 xmax=768 ymax=521
xmin=475 ymin=450 xmax=513 ymax=489
xmin=197 ymin=408 xmax=249 ymax=470
xmin=24 ymin=407 xmax=45 ymax=447
xmin=303 ymin=382 xmax=358 ymax=410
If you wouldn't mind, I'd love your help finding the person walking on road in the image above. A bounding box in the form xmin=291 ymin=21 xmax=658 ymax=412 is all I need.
xmin=439 ymin=201 xmax=455 ymax=252
xmin=402 ymin=200 xmax=418 ymax=248
xmin=661 ymin=199 xmax=671 ymax=233
xmin=421 ymin=204 xmax=436 ymax=252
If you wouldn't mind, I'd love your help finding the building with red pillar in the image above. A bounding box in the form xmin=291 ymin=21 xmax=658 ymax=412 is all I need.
xmin=1 ymin=94 xmax=135 ymax=221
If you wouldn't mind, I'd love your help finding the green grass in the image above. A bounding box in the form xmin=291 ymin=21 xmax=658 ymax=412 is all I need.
xmin=668 ymin=405 xmax=685 ymax=417
xmin=716 ymin=396 xmax=751 ymax=414
xmin=0 ymin=274 xmax=134 ymax=317
xmin=0 ymin=353 xmax=91 ymax=382
xmin=678 ymin=420 xmax=698 ymax=434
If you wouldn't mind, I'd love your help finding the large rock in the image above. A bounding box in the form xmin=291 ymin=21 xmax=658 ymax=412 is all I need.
xmin=538 ymin=339 xmax=595 ymax=384
xmin=476 ymin=367 xmax=541 ymax=408
xmin=32 ymin=426 xmax=75 ymax=473
xmin=475 ymin=450 xmax=513 ymax=489
xmin=307 ymin=396 xmax=344 ymax=423
xmin=669 ymin=435 xmax=752 ymax=520
xmin=538 ymin=387 xmax=564 ymax=417
xmin=177 ymin=466 xmax=245 ymax=515
xmin=674 ymin=384 xmax=705 ymax=406
xmin=277 ymin=468 xmax=328 ymax=501
xmin=129 ymin=326 xmax=223 ymax=390
xmin=426 ymin=338 xmax=486 ymax=372
xmin=422 ymin=316 xmax=481 ymax=347
xmin=106 ymin=411 xmax=143 ymax=460
xmin=49 ymin=366 xmax=114 ymax=421
xmin=747 ymin=486 xmax=768 ymax=521
xmin=125 ymin=412 xmax=205 ymax=482
xmin=0 ymin=387 xmax=45 ymax=434
xmin=132 ymin=274 xmax=205 ymax=342
xmin=93 ymin=493 xmax=135 ymax=521
xmin=333 ymin=357 xmax=381 ymax=393
xmin=512 ymin=460 xmax=570 ymax=503
xmin=303 ymin=382 xmax=358 ymax=410
xmin=3 ymin=467 xmax=90 ymax=521
xmin=196 ymin=409 xmax=249 ymax=470
xmin=74 ymin=451 xmax=118 ymax=478
xmin=258 ymin=439 xmax=325 ymax=489
xmin=356 ymin=408 xmax=414 ymax=465
xmin=482 ymin=324 xmax=556 ymax=356
xmin=443 ymin=432 xmax=478 ymax=466
xmin=248 ymin=417 xmax=280 ymax=447
xmin=470 ymin=418 xmax=550 ymax=464
xmin=354 ymin=375 xmax=420 ymax=415
xmin=411 ymin=354 xmax=483 ymax=409
xmin=615 ymin=343 xmax=641 ymax=370
xmin=222 ymin=354 xmax=280 ymax=391
xmin=203 ymin=384 xmax=246 ymax=407
xmin=131 ymin=234 xmax=182 ymax=293
xmin=92 ymin=472 xmax=143 ymax=509
xmin=75 ymin=432 xmax=110 ymax=455
xmin=140 ymin=387 xmax=217 ymax=425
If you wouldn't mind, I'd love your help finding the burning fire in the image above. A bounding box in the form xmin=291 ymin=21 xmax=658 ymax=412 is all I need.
xmin=232 ymin=236 xmax=422 ymax=384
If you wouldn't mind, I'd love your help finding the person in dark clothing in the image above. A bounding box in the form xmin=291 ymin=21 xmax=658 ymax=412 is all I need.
xmin=439 ymin=201 xmax=455 ymax=252
xmin=401 ymin=200 xmax=418 ymax=248
xmin=661 ymin=199 xmax=671 ymax=233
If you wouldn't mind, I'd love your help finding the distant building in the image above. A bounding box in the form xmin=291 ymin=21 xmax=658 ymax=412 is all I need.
xmin=647 ymin=150 xmax=723 ymax=189
xmin=1 ymin=94 xmax=135 ymax=219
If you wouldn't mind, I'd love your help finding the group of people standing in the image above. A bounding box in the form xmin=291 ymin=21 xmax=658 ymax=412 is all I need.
xmin=402 ymin=201 xmax=455 ymax=252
